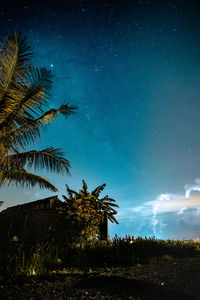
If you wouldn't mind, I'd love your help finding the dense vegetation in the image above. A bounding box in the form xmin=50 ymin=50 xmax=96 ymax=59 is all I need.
xmin=55 ymin=180 xmax=119 ymax=244
xmin=0 ymin=236 xmax=199 ymax=281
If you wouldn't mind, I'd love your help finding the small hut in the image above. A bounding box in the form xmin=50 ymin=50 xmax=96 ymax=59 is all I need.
xmin=0 ymin=197 xmax=109 ymax=245
xmin=0 ymin=196 xmax=61 ymax=244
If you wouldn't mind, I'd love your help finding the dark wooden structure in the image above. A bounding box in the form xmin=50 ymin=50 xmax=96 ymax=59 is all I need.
xmin=0 ymin=197 xmax=109 ymax=244
xmin=0 ymin=196 xmax=61 ymax=244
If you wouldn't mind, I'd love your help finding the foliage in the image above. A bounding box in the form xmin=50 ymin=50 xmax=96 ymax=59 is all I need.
xmin=0 ymin=31 xmax=78 ymax=191
xmin=0 ymin=241 xmax=60 ymax=280
xmin=57 ymin=180 xmax=119 ymax=243
xmin=0 ymin=236 xmax=198 ymax=280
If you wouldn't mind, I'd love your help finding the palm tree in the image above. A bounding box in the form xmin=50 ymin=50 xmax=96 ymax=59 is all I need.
xmin=0 ymin=31 xmax=78 ymax=191
xmin=62 ymin=180 xmax=119 ymax=241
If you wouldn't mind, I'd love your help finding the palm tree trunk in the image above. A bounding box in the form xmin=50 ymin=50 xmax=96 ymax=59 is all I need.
xmin=99 ymin=211 xmax=108 ymax=240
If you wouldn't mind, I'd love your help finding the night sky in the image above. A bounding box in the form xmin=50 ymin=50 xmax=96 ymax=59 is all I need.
xmin=0 ymin=0 xmax=200 ymax=239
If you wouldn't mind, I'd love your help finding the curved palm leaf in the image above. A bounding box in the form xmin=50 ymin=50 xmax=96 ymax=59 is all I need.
xmin=0 ymin=104 xmax=78 ymax=149
xmin=79 ymin=180 xmax=89 ymax=197
xmin=65 ymin=184 xmax=80 ymax=198
xmin=4 ymin=147 xmax=71 ymax=174
xmin=0 ymin=32 xmax=32 ymax=122
xmin=0 ymin=67 xmax=52 ymax=131
xmin=107 ymin=213 xmax=119 ymax=224
xmin=0 ymin=170 xmax=57 ymax=191
xmin=91 ymin=183 xmax=106 ymax=198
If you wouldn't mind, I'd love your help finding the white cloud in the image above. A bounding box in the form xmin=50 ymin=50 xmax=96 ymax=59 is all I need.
xmin=185 ymin=178 xmax=200 ymax=197
xmin=128 ymin=178 xmax=200 ymax=236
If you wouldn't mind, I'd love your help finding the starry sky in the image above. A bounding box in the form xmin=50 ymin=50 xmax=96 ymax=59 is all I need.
xmin=0 ymin=0 xmax=200 ymax=239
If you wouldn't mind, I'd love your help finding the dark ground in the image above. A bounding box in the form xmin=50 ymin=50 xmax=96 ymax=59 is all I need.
xmin=0 ymin=255 xmax=200 ymax=299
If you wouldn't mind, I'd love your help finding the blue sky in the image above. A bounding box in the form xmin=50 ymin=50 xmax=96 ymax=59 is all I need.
xmin=0 ymin=0 xmax=200 ymax=239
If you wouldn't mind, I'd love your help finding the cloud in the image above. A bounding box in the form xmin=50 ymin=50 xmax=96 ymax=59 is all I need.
xmin=130 ymin=178 xmax=200 ymax=237
xmin=185 ymin=178 xmax=200 ymax=198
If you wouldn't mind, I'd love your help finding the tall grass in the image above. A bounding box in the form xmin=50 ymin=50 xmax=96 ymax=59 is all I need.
xmin=0 ymin=242 xmax=60 ymax=280
xmin=0 ymin=236 xmax=198 ymax=280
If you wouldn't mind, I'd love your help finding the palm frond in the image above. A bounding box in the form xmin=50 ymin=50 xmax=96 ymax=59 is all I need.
xmin=0 ymin=123 xmax=41 ymax=151
xmin=100 ymin=203 xmax=118 ymax=214
xmin=37 ymin=103 xmax=78 ymax=124
xmin=0 ymin=32 xmax=32 ymax=121
xmin=91 ymin=183 xmax=106 ymax=197
xmin=102 ymin=201 xmax=119 ymax=208
xmin=108 ymin=213 xmax=119 ymax=224
xmin=0 ymin=31 xmax=32 ymax=93
xmin=79 ymin=179 xmax=89 ymax=197
xmin=62 ymin=194 xmax=68 ymax=202
xmin=65 ymin=184 xmax=73 ymax=199
xmin=59 ymin=103 xmax=78 ymax=118
xmin=5 ymin=147 xmax=71 ymax=174
xmin=102 ymin=196 xmax=117 ymax=203
xmin=0 ymin=67 xmax=52 ymax=129
xmin=0 ymin=104 xmax=78 ymax=149
xmin=0 ymin=169 xmax=57 ymax=191
xmin=67 ymin=187 xmax=80 ymax=198
xmin=25 ymin=67 xmax=52 ymax=100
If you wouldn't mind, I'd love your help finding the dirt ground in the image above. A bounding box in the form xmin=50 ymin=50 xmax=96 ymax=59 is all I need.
xmin=0 ymin=254 xmax=200 ymax=299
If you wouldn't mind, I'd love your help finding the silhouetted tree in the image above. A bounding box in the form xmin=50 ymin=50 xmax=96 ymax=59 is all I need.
xmin=58 ymin=180 xmax=119 ymax=243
